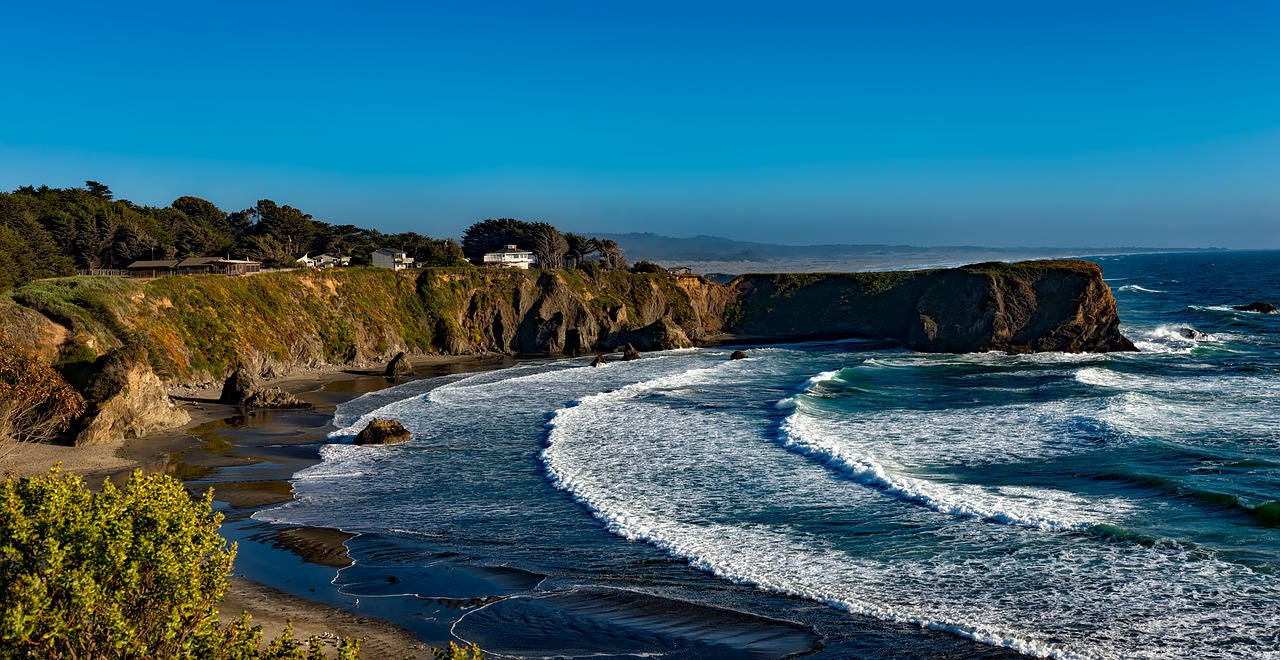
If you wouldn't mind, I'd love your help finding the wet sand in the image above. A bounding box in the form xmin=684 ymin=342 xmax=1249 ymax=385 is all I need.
xmin=2 ymin=354 xmax=514 ymax=659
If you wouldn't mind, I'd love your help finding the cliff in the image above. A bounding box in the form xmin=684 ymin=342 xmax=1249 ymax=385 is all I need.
xmin=0 ymin=259 xmax=1132 ymax=444
xmin=731 ymin=260 xmax=1135 ymax=353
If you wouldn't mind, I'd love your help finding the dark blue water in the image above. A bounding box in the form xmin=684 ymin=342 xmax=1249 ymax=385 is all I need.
xmin=258 ymin=251 xmax=1280 ymax=659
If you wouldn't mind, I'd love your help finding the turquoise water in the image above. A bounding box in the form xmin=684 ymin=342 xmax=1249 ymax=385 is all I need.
xmin=257 ymin=251 xmax=1280 ymax=659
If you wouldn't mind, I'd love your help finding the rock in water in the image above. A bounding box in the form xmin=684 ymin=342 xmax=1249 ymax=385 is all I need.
xmin=355 ymin=418 xmax=412 ymax=445
xmin=384 ymin=351 xmax=414 ymax=377
xmin=730 ymin=350 xmax=749 ymax=360
xmin=621 ymin=344 xmax=642 ymax=361
xmin=1179 ymin=327 xmax=1209 ymax=340
xmin=75 ymin=351 xmax=190 ymax=447
xmin=219 ymin=364 xmax=260 ymax=404
xmin=1233 ymin=302 xmax=1277 ymax=314
xmin=590 ymin=354 xmax=608 ymax=367
xmin=243 ymin=387 xmax=312 ymax=410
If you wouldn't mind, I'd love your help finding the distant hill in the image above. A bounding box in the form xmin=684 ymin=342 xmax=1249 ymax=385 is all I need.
xmin=594 ymin=232 xmax=1222 ymax=273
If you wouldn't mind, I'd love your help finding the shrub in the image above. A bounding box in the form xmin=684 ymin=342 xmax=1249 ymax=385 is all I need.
xmin=0 ymin=468 xmax=359 ymax=659
xmin=627 ymin=261 xmax=666 ymax=274
xmin=0 ymin=329 xmax=85 ymax=448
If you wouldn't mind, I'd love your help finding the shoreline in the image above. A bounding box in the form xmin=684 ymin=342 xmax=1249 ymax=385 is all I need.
xmin=5 ymin=347 xmax=1030 ymax=660
xmin=2 ymin=353 xmax=517 ymax=659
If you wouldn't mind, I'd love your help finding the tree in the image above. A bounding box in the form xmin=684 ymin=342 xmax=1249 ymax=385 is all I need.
xmin=84 ymin=180 xmax=113 ymax=200
xmin=460 ymin=218 xmax=534 ymax=264
xmin=242 ymin=234 xmax=300 ymax=269
xmin=0 ymin=468 xmax=361 ymax=659
xmin=596 ymin=238 xmax=626 ymax=270
xmin=564 ymin=232 xmax=592 ymax=268
xmin=250 ymin=200 xmax=318 ymax=255
xmin=528 ymin=223 xmax=568 ymax=270
xmin=417 ymin=238 xmax=469 ymax=267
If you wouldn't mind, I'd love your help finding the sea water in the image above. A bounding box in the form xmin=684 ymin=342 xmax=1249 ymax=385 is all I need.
xmin=256 ymin=251 xmax=1280 ymax=659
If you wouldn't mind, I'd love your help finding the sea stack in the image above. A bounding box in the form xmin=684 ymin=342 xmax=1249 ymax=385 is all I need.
xmin=355 ymin=418 xmax=412 ymax=445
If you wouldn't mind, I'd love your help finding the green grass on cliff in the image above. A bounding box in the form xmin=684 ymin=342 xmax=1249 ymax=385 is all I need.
xmin=558 ymin=269 xmax=697 ymax=326
xmin=5 ymin=267 xmax=709 ymax=381
xmin=146 ymin=268 xmax=436 ymax=377
xmin=957 ymin=259 xmax=1100 ymax=278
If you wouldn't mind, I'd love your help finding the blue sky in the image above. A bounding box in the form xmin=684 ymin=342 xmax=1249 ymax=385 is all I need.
xmin=2 ymin=1 xmax=1278 ymax=247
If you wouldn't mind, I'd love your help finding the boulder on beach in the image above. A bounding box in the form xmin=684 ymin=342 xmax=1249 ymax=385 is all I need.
xmin=621 ymin=344 xmax=642 ymax=361
xmin=1232 ymin=302 xmax=1277 ymax=314
xmin=384 ymin=351 xmax=414 ymax=378
xmin=243 ymin=386 xmax=312 ymax=410
xmin=590 ymin=354 xmax=608 ymax=367
xmin=219 ymin=363 xmax=311 ymax=409
xmin=730 ymin=350 xmax=749 ymax=360
xmin=218 ymin=365 xmax=260 ymax=405
xmin=354 ymin=418 xmax=412 ymax=445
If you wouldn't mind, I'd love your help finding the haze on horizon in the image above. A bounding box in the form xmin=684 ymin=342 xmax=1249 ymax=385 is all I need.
xmin=2 ymin=1 xmax=1277 ymax=250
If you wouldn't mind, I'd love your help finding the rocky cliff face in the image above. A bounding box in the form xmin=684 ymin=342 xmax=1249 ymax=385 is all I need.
xmin=730 ymin=260 xmax=1135 ymax=353
xmin=1 ymin=260 xmax=1133 ymax=447
xmin=4 ymin=260 xmax=1132 ymax=389
xmin=74 ymin=352 xmax=190 ymax=447
xmin=419 ymin=269 xmax=728 ymax=356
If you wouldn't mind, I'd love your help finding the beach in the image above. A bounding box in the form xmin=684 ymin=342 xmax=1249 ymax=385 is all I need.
xmin=2 ymin=354 xmax=515 ymax=659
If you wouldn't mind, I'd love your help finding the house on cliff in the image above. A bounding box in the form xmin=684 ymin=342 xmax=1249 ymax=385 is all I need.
xmin=295 ymin=253 xmax=351 ymax=269
xmin=125 ymin=260 xmax=180 ymax=278
xmin=175 ymin=257 xmax=262 ymax=276
xmin=372 ymin=248 xmax=415 ymax=270
xmin=126 ymin=257 xmax=261 ymax=277
xmin=483 ymin=245 xmax=536 ymax=269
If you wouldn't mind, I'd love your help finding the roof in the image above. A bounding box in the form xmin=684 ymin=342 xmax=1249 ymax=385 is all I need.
xmin=176 ymin=257 xmax=221 ymax=267
xmin=485 ymin=246 xmax=533 ymax=255
xmin=373 ymin=248 xmax=408 ymax=256
xmin=126 ymin=260 xmax=180 ymax=269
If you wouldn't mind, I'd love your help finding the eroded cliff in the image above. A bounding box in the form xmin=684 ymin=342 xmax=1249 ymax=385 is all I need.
xmin=0 ymin=259 xmax=1133 ymax=445
xmin=730 ymin=260 xmax=1135 ymax=353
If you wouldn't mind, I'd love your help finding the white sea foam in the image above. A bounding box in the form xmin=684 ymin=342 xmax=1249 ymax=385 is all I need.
xmin=1116 ymin=284 xmax=1165 ymax=293
xmin=541 ymin=353 xmax=1280 ymax=659
xmin=772 ymin=371 xmax=1136 ymax=531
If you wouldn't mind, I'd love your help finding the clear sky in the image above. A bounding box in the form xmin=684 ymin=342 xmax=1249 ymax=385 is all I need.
xmin=2 ymin=1 xmax=1277 ymax=248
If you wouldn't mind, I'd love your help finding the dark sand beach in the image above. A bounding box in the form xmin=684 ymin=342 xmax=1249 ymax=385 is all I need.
xmin=2 ymin=354 xmax=518 ymax=659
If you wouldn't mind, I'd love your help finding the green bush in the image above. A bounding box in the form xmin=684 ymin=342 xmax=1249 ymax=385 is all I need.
xmin=0 ymin=468 xmax=359 ymax=659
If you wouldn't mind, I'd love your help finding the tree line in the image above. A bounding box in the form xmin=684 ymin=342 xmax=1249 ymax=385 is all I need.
xmin=0 ymin=182 xmax=629 ymax=292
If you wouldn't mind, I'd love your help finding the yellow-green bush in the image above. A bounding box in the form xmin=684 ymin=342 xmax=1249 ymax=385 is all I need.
xmin=0 ymin=468 xmax=358 ymax=659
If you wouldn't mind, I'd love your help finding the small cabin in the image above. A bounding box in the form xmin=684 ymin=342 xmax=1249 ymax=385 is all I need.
xmin=125 ymin=260 xmax=180 ymax=278
xmin=483 ymin=245 xmax=536 ymax=269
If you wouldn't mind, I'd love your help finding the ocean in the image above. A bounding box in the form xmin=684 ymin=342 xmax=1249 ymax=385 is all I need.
xmin=255 ymin=250 xmax=1280 ymax=659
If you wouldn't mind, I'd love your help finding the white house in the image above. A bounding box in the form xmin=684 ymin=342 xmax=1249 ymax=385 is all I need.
xmin=483 ymin=244 xmax=536 ymax=269
xmin=312 ymin=253 xmax=351 ymax=269
xmin=371 ymin=248 xmax=415 ymax=271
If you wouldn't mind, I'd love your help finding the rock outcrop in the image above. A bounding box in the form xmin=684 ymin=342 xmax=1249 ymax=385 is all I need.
xmin=354 ymin=418 xmax=411 ymax=445
xmin=218 ymin=364 xmax=311 ymax=409
xmin=1233 ymin=302 xmax=1277 ymax=314
xmin=384 ymin=351 xmax=414 ymax=378
xmin=243 ymin=387 xmax=313 ymax=410
xmin=219 ymin=365 xmax=260 ymax=405
xmin=730 ymin=350 xmax=749 ymax=360
xmin=1179 ymin=327 xmax=1209 ymax=340
xmin=621 ymin=345 xmax=642 ymax=361
xmin=75 ymin=351 xmax=190 ymax=447
xmin=731 ymin=260 xmax=1136 ymax=353
xmin=590 ymin=354 xmax=608 ymax=367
